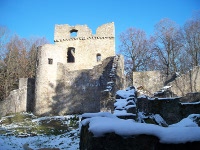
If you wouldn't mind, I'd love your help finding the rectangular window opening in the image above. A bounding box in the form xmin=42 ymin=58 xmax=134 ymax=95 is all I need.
xmin=48 ymin=58 xmax=53 ymax=64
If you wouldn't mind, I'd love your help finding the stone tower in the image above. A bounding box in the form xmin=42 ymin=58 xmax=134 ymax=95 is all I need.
xmin=34 ymin=22 xmax=117 ymax=115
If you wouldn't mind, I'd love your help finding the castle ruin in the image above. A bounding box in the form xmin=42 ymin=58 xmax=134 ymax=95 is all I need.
xmin=34 ymin=22 xmax=126 ymax=116
xmin=0 ymin=22 xmax=199 ymax=117
xmin=0 ymin=22 xmax=125 ymax=117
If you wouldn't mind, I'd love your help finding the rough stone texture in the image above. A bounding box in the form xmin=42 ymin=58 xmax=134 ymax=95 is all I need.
xmin=137 ymin=96 xmax=200 ymax=124
xmin=133 ymin=66 xmax=200 ymax=97
xmin=34 ymin=22 xmax=118 ymax=116
xmin=181 ymin=103 xmax=200 ymax=118
xmin=53 ymin=22 xmax=115 ymax=71
xmin=34 ymin=55 xmax=124 ymax=116
xmin=133 ymin=71 xmax=165 ymax=96
xmin=170 ymin=66 xmax=200 ymax=96
xmin=80 ymin=123 xmax=200 ymax=150
xmin=180 ymin=92 xmax=200 ymax=103
xmin=0 ymin=78 xmax=35 ymax=117
xmin=0 ymin=23 xmax=124 ymax=117
xmin=137 ymin=97 xmax=182 ymax=124
xmin=100 ymin=55 xmax=125 ymax=112
xmin=80 ymin=124 xmax=159 ymax=150
xmin=54 ymin=23 xmax=114 ymax=42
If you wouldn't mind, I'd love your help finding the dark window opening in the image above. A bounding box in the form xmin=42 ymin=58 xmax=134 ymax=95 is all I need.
xmin=70 ymin=29 xmax=78 ymax=38
xmin=36 ymin=59 xmax=39 ymax=67
xmin=97 ymin=53 xmax=101 ymax=62
xmin=48 ymin=58 xmax=53 ymax=64
xmin=67 ymin=47 xmax=75 ymax=63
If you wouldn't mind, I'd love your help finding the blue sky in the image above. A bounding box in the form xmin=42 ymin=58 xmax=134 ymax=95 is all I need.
xmin=0 ymin=0 xmax=199 ymax=52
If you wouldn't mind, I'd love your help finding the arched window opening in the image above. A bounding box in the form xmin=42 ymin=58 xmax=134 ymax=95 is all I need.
xmin=70 ymin=29 xmax=78 ymax=38
xmin=96 ymin=53 xmax=101 ymax=62
xmin=67 ymin=47 xmax=75 ymax=63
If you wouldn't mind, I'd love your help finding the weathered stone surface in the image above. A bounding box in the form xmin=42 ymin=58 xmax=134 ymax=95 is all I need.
xmin=34 ymin=22 xmax=118 ymax=116
xmin=80 ymin=124 xmax=159 ymax=150
xmin=133 ymin=71 xmax=165 ymax=96
xmin=33 ymin=55 xmax=124 ymax=116
xmin=137 ymin=97 xmax=182 ymax=124
xmin=1 ymin=22 xmax=125 ymax=117
xmin=170 ymin=66 xmax=200 ymax=96
xmin=181 ymin=102 xmax=200 ymax=118
xmin=137 ymin=96 xmax=200 ymax=124
xmin=180 ymin=92 xmax=200 ymax=102
xmin=126 ymin=105 xmax=136 ymax=114
xmin=133 ymin=66 xmax=200 ymax=97
xmin=0 ymin=78 xmax=35 ymax=117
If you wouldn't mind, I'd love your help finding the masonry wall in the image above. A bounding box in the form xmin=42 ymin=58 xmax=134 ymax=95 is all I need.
xmin=181 ymin=102 xmax=200 ymax=118
xmin=0 ymin=78 xmax=35 ymax=117
xmin=133 ymin=71 xmax=165 ymax=96
xmin=80 ymin=124 xmax=200 ymax=150
xmin=137 ymin=97 xmax=181 ymax=124
xmin=137 ymin=97 xmax=200 ymax=124
xmin=133 ymin=66 xmax=200 ymax=97
xmin=34 ymin=44 xmax=66 ymax=115
xmin=54 ymin=22 xmax=115 ymax=71
xmin=100 ymin=55 xmax=125 ymax=112
xmin=34 ymin=55 xmax=124 ymax=116
xmin=170 ymin=66 xmax=200 ymax=96
xmin=34 ymin=22 xmax=116 ymax=115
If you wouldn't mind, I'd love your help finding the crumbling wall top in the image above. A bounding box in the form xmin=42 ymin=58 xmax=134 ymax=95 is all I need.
xmin=54 ymin=22 xmax=114 ymax=42
xmin=96 ymin=22 xmax=114 ymax=37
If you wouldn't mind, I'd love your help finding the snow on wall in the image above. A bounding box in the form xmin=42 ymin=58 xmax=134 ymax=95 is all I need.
xmin=81 ymin=113 xmax=200 ymax=143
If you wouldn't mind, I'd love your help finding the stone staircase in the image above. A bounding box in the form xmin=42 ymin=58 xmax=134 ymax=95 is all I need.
xmin=100 ymin=55 xmax=125 ymax=112
xmin=113 ymin=86 xmax=137 ymax=119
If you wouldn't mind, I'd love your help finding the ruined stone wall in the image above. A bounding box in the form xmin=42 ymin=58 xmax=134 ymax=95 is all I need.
xmin=133 ymin=66 xmax=200 ymax=97
xmin=137 ymin=97 xmax=181 ymax=124
xmin=54 ymin=22 xmax=115 ymax=71
xmin=54 ymin=23 xmax=114 ymax=41
xmin=181 ymin=102 xmax=200 ymax=118
xmin=0 ymin=78 xmax=35 ymax=117
xmin=170 ymin=66 xmax=200 ymax=96
xmin=100 ymin=55 xmax=125 ymax=112
xmin=80 ymin=124 xmax=200 ymax=150
xmin=133 ymin=71 xmax=165 ymax=96
xmin=180 ymin=92 xmax=200 ymax=103
xmin=34 ymin=22 xmax=116 ymax=115
xmin=137 ymin=97 xmax=200 ymax=124
xmin=34 ymin=44 xmax=66 ymax=115
xmin=34 ymin=55 xmax=124 ymax=116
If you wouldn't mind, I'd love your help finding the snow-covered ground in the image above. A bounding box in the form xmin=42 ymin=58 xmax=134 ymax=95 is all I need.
xmin=0 ymin=129 xmax=79 ymax=150
xmin=0 ymin=113 xmax=80 ymax=150
xmin=1 ymin=113 xmax=200 ymax=150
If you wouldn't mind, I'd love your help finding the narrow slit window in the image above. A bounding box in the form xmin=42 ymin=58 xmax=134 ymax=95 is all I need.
xmin=97 ymin=53 xmax=101 ymax=62
xmin=48 ymin=58 xmax=53 ymax=64
xmin=70 ymin=29 xmax=78 ymax=38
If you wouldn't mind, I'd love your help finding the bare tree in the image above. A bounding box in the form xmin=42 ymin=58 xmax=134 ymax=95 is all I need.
xmin=119 ymin=28 xmax=155 ymax=85
xmin=153 ymin=18 xmax=184 ymax=77
xmin=119 ymin=27 xmax=154 ymax=72
xmin=0 ymin=26 xmax=10 ymax=58
xmin=184 ymin=15 xmax=200 ymax=67
xmin=0 ymin=26 xmax=11 ymax=100
xmin=0 ymin=31 xmax=48 ymax=100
